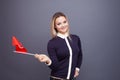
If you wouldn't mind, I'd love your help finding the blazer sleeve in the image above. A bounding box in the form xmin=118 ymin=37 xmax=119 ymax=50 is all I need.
xmin=47 ymin=40 xmax=60 ymax=70
xmin=76 ymin=36 xmax=83 ymax=69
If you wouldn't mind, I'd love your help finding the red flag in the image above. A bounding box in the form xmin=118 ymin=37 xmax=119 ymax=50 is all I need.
xmin=12 ymin=36 xmax=27 ymax=53
xmin=12 ymin=36 xmax=34 ymax=56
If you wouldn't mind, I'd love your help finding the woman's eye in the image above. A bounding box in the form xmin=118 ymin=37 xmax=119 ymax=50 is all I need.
xmin=57 ymin=23 xmax=61 ymax=25
xmin=63 ymin=21 xmax=66 ymax=23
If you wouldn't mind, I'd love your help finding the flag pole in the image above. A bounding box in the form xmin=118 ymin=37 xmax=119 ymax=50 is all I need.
xmin=13 ymin=51 xmax=35 ymax=56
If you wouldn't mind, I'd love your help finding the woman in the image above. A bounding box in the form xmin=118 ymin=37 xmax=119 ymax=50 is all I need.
xmin=34 ymin=12 xmax=82 ymax=80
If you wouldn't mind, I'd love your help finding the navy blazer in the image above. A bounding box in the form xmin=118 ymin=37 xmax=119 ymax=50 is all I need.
xmin=47 ymin=34 xmax=82 ymax=79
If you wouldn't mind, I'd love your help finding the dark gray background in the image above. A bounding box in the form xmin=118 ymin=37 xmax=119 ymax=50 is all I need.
xmin=0 ymin=0 xmax=120 ymax=80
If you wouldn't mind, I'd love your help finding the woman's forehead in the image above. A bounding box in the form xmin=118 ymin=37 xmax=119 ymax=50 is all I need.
xmin=55 ymin=16 xmax=67 ymax=22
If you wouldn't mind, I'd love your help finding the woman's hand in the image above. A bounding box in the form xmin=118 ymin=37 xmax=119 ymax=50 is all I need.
xmin=34 ymin=54 xmax=51 ymax=64
xmin=74 ymin=69 xmax=79 ymax=78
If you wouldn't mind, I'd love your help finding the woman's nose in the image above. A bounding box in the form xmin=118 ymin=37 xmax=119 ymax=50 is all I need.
xmin=61 ymin=23 xmax=65 ymax=27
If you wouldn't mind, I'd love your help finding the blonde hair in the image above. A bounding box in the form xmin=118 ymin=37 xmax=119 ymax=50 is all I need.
xmin=50 ymin=12 xmax=70 ymax=38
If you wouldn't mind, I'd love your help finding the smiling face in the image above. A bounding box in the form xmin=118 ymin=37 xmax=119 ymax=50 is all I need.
xmin=55 ymin=16 xmax=69 ymax=34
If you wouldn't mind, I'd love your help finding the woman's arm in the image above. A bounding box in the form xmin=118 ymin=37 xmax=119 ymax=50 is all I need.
xmin=74 ymin=36 xmax=83 ymax=77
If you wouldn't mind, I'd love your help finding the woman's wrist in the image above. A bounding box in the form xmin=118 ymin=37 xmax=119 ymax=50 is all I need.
xmin=76 ymin=67 xmax=80 ymax=72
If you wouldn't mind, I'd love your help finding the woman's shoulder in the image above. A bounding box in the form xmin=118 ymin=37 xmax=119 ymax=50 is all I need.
xmin=70 ymin=34 xmax=81 ymax=43
xmin=48 ymin=37 xmax=59 ymax=44
xmin=70 ymin=34 xmax=80 ymax=39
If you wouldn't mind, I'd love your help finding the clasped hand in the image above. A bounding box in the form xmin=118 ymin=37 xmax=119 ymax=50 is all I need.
xmin=34 ymin=54 xmax=51 ymax=64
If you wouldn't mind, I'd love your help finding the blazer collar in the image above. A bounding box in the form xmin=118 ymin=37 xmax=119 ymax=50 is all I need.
xmin=57 ymin=33 xmax=69 ymax=39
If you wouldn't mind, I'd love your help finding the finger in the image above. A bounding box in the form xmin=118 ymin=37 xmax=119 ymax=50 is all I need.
xmin=34 ymin=54 xmax=39 ymax=58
